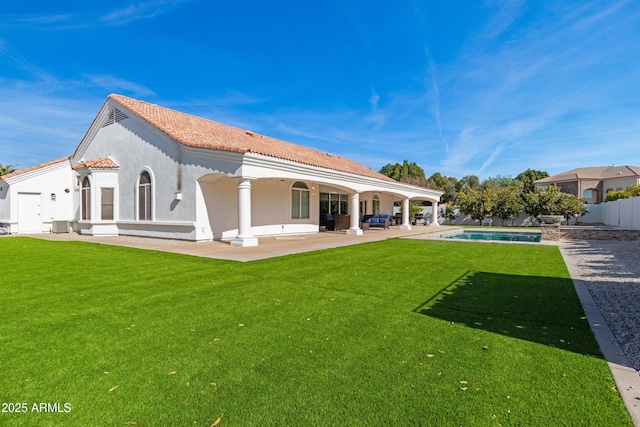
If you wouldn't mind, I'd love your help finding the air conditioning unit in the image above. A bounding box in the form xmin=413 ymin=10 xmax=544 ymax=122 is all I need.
xmin=52 ymin=220 xmax=70 ymax=233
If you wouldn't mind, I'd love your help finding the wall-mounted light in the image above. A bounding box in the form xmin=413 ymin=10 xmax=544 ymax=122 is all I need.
xmin=51 ymin=193 xmax=56 ymax=202
xmin=64 ymin=188 xmax=70 ymax=193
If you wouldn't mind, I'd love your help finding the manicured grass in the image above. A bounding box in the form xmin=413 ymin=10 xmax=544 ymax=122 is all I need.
xmin=0 ymin=237 xmax=631 ymax=426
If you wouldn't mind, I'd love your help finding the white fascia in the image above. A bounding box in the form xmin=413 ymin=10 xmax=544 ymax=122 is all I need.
xmin=239 ymin=153 xmax=443 ymax=201
xmin=2 ymin=159 xmax=71 ymax=185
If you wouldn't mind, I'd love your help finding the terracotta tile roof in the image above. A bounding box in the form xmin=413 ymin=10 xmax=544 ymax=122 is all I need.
xmin=0 ymin=157 xmax=70 ymax=180
xmin=536 ymin=165 xmax=640 ymax=183
xmin=72 ymin=157 xmax=119 ymax=170
xmin=108 ymin=94 xmax=396 ymax=182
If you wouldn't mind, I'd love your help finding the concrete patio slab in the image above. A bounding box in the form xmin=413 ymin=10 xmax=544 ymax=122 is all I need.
xmin=26 ymin=225 xmax=447 ymax=262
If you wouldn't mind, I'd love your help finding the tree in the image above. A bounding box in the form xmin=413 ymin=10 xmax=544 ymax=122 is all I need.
xmin=493 ymin=187 xmax=523 ymax=226
xmin=515 ymin=169 xmax=549 ymax=194
xmin=427 ymin=173 xmax=458 ymax=204
xmin=398 ymin=200 xmax=424 ymax=221
xmin=456 ymin=187 xmax=495 ymax=223
xmin=427 ymin=172 xmax=448 ymax=189
xmin=604 ymin=184 xmax=640 ymax=202
xmin=558 ymin=192 xmax=587 ymax=224
xmin=379 ymin=160 xmax=425 ymax=182
xmin=0 ymin=164 xmax=17 ymax=176
xmin=482 ymin=175 xmax=523 ymax=191
xmin=455 ymin=175 xmax=481 ymax=192
xmin=442 ymin=204 xmax=458 ymax=224
xmin=523 ymin=185 xmax=585 ymax=223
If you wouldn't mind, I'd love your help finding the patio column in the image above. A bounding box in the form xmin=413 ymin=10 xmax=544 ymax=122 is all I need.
xmin=230 ymin=178 xmax=258 ymax=247
xmin=400 ymin=198 xmax=412 ymax=230
xmin=347 ymin=192 xmax=363 ymax=235
xmin=430 ymin=201 xmax=440 ymax=226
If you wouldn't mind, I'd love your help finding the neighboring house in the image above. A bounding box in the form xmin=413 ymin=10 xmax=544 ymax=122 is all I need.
xmin=534 ymin=165 xmax=640 ymax=204
xmin=0 ymin=94 xmax=442 ymax=246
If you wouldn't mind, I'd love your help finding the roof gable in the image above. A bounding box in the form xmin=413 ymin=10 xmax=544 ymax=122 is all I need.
xmin=106 ymin=94 xmax=395 ymax=183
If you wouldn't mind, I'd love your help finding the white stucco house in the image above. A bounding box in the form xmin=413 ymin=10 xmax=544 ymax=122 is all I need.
xmin=0 ymin=94 xmax=442 ymax=246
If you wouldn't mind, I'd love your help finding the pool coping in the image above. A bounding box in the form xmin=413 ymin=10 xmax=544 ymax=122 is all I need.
xmin=406 ymin=227 xmax=554 ymax=245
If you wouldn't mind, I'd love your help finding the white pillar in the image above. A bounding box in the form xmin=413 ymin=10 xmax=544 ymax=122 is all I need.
xmin=430 ymin=201 xmax=440 ymax=226
xmin=400 ymin=198 xmax=412 ymax=230
xmin=347 ymin=192 xmax=363 ymax=235
xmin=230 ymin=178 xmax=259 ymax=247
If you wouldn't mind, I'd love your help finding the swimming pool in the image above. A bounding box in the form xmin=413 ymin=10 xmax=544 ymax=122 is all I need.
xmin=442 ymin=230 xmax=541 ymax=242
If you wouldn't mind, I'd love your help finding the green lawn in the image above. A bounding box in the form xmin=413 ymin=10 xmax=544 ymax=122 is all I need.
xmin=0 ymin=237 xmax=632 ymax=426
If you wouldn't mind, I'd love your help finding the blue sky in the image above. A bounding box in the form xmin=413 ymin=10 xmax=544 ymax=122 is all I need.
xmin=1 ymin=1 xmax=639 ymax=180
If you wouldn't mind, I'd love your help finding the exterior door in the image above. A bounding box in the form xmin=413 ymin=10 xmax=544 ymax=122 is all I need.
xmin=18 ymin=193 xmax=42 ymax=233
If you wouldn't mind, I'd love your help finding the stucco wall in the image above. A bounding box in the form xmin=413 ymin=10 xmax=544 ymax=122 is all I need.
xmin=0 ymin=185 xmax=9 ymax=222
xmin=80 ymin=118 xmax=243 ymax=226
xmin=603 ymin=177 xmax=639 ymax=194
xmin=0 ymin=163 xmax=75 ymax=233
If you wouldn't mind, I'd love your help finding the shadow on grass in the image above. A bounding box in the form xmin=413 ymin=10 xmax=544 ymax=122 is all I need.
xmin=414 ymin=271 xmax=603 ymax=358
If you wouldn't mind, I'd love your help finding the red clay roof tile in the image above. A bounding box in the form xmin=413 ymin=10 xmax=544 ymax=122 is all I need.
xmin=72 ymin=157 xmax=119 ymax=170
xmin=0 ymin=157 xmax=70 ymax=180
xmin=108 ymin=94 xmax=396 ymax=182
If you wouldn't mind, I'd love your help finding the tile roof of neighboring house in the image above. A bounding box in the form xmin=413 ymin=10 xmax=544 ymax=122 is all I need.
xmin=72 ymin=157 xmax=119 ymax=170
xmin=536 ymin=165 xmax=640 ymax=183
xmin=108 ymin=94 xmax=396 ymax=183
xmin=0 ymin=157 xmax=70 ymax=181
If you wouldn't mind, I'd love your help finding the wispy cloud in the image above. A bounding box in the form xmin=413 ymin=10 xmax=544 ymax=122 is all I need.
xmin=424 ymin=48 xmax=448 ymax=150
xmin=0 ymin=2 xmax=190 ymax=30
xmin=13 ymin=14 xmax=72 ymax=25
xmin=99 ymin=0 xmax=187 ymax=26
xmin=83 ymin=74 xmax=156 ymax=97
xmin=430 ymin=0 xmax=640 ymax=177
xmin=479 ymin=0 xmax=526 ymax=41
xmin=0 ymin=87 xmax=101 ymax=165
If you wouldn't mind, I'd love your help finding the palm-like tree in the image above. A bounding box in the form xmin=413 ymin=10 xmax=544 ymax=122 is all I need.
xmin=0 ymin=164 xmax=17 ymax=176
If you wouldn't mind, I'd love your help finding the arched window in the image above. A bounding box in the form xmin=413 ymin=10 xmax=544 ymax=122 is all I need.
xmin=372 ymin=195 xmax=380 ymax=215
xmin=81 ymin=177 xmax=91 ymax=220
xmin=291 ymin=181 xmax=310 ymax=219
xmin=138 ymin=171 xmax=152 ymax=220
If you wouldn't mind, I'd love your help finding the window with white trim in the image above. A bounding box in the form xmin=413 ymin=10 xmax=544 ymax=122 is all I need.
xmin=291 ymin=181 xmax=310 ymax=219
xmin=138 ymin=171 xmax=152 ymax=220
xmin=372 ymin=195 xmax=380 ymax=215
xmin=81 ymin=177 xmax=91 ymax=220
xmin=101 ymin=188 xmax=114 ymax=220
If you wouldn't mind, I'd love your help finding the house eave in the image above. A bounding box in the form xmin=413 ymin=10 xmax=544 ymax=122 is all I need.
xmin=241 ymin=153 xmax=443 ymax=200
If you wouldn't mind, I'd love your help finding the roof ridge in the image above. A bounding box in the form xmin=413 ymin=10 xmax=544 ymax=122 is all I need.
xmin=107 ymin=94 xmax=398 ymax=183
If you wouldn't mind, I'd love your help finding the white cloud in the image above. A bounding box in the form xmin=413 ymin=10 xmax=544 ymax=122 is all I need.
xmin=83 ymin=74 xmax=156 ymax=97
xmin=99 ymin=0 xmax=190 ymax=27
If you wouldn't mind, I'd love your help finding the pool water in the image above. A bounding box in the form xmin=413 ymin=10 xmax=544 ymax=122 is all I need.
xmin=442 ymin=230 xmax=541 ymax=242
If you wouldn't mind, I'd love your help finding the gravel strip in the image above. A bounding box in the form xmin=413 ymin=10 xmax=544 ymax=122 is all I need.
xmin=561 ymin=239 xmax=640 ymax=372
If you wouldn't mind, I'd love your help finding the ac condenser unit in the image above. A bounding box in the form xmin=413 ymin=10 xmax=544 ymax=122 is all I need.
xmin=52 ymin=220 xmax=70 ymax=233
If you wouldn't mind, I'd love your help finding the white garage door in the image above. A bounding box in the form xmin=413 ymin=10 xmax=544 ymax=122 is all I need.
xmin=18 ymin=193 xmax=42 ymax=233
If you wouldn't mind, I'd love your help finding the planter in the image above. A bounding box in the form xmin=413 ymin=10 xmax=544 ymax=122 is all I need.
xmin=538 ymin=215 xmax=564 ymax=224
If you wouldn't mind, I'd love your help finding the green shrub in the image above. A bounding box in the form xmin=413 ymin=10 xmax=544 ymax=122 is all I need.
xmin=605 ymin=184 xmax=640 ymax=202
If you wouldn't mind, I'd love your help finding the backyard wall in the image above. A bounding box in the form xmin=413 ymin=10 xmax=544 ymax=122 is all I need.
xmin=398 ymin=197 xmax=640 ymax=229
xmin=406 ymin=206 xmax=536 ymax=226
xmin=581 ymin=196 xmax=640 ymax=229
